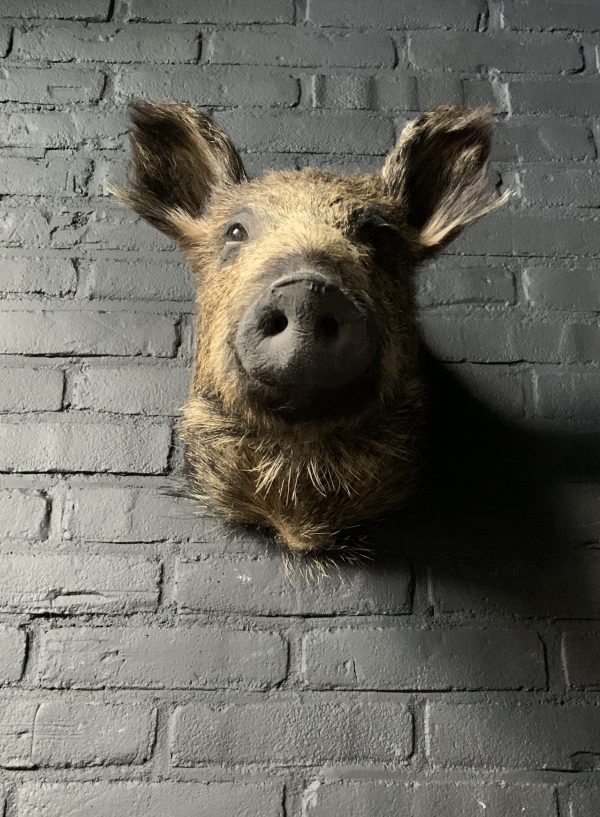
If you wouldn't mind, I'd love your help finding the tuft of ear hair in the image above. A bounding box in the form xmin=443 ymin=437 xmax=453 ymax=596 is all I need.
xmin=111 ymin=101 xmax=247 ymax=241
xmin=382 ymin=105 xmax=509 ymax=257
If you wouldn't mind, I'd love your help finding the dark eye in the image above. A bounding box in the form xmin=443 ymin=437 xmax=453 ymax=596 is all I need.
xmin=356 ymin=214 xmax=398 ymax=246
xmin=225 ymin=223 xmax=248 ymax=242
xmin=354 ymin=211 xmax=404 ymax=272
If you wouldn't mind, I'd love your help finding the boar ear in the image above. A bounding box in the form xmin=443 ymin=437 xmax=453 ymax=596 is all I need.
xmin=112 ymin=101 xmax=247 ymax=241
xmin=381 ymin=105 xmax=507 ymax=257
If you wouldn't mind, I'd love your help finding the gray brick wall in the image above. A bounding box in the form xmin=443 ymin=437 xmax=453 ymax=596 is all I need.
xmin=0 ymin=2 xmax=598 ymax=816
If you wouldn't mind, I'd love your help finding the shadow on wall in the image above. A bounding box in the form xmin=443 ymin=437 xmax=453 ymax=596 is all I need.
xmin=181 ymin=345 xmax=600 ymax=622
xmin=359 ymin=345 xmax=600 ymax=620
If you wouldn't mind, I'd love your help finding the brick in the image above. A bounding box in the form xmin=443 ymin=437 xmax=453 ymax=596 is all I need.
xmin=0 ymin=489 xmax=48 ymax=540
xmin=0 ymin=207 xmax=51 ymax=248
xmin=0 ymin=157 xmax=91 ymax=196
xmin=553 ymin=482 xmax=600 ymax=542
xmin=456 ymin=211 xmax=600 ymax=256
xmin=567 ymin=324 xmax=600 ymax=362
xmin=63 ymin=484 xmax=212 ymax=543
xmin=482 ymin=314 xmax=578 ymax=364
xmin=0 ymin=552 xmax=160 ymax=614
xmin=0 ymin=1 xmax=110 ymax=19
xmin=462 ymin=76 xmax=509 ymax=114
xmin=81 ymin=258 xmax=193 ymax=301
xmin=524 ymin=263 xmax=600 ymax=309
xmin=0 ymin=66 xmax=104 ymax=104
xmin=520 ymin=165 xmax=600 ymax=208
xmin=52 ymin=209 xmax=174 ymax=251
xmin=0 ymin=27 xmax=10 ymax=56
xmin=303 ymin=781 xmax=557 ymax=817
xmin=426 ymin=702 xmax=600 ymax=769
xmin=0 ymin=368 xmax=64 ymax=412
xmin=17 ymin=782 xmax=283 ymax=817
xmin=209 ymin=27 xmax=395 ymax=68
xmin=563 ymin=632 xmax=600 ymax=688
xmin=314 ymin=75 xmax=373 ymax=110
xmin=371 ymin=75 xmax=419 ymax=110
xmin=0 ymin=417 xmax=171 ymax=474
xmin=71 ymin=365 xmax=189 ymax=415
xmin=0 ymin=701 xmax=37 ymax=767
xmin=0 ymin=310 xmax=177 ymax=356
xmin=416 ymin=73 xmax=465 ymax=108
xmin=115 ymin=65 xmax=300 ymax=107
xmin=0 ymin=257 xmax=76 ymax=296
xmin=15 ymin=24 xmax=199 ymax=63
xmin=307 ymin=0 xmax=483 ymax=29
xmin=172 ymin=697 xmax=413 ymax=766
xmin=568 ymin=786 xmax=600 ymax=817
xmin=429 ymin=549 xmax=600 ymax=617
xmin=503 ymin=0 xmax=600 ymax=32
xmin=175 ymin=554 xmax=413 ymax=616
xmin=213 ymin=110 xmax=394 ymax=154
xmin=32 ymin=702 xmax=156 ymax=767
xmin=295 ymin=152 xmax=383 ymax=174
xmin=446 ymin=364 xmax=527 ymax=416
xmin=303 ymin=627 xmax=545 ymax=690
xmin=493 ymin=119 xmax=595 ymax=162
xmin=419 ymin=312 xmax=520 ymax=363
xmin=87 ymin=152 xmax=128 ymax=198
xmin=510 ymin=79 xmax=600 ymax=115
xmin=129 ymin=0 xmax=291 ymax=22
xmin=1 ymin=111 xmax=130 ymax=149
xmin=409 ymin=32 xmax=582 ymax=73
xmin=39 ymin=626 xmax=287 ymax=690
xmin=417 ymin=258 xmax=516 ymax=306
xmin=314 ymin=75 xmax=417 ymax=110
xmin=534 ymin=372 xmax=600 ymax=424
xmin=0 ymin=628 xmax=26 ymax=682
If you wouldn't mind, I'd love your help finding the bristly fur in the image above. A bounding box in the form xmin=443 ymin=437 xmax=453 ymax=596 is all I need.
xmin=115 ymin=101 xmax=506 ymax=553
xmin=179 ymin=381 xmax=424 ymax=553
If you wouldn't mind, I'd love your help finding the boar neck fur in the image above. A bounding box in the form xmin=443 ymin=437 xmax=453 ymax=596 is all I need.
xmin=180 ymin=380 xmax=424 ymax=554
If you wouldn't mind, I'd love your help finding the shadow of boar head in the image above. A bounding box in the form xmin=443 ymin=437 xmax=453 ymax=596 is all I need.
xmin=115 ymin=102 xmax=505 ymax=554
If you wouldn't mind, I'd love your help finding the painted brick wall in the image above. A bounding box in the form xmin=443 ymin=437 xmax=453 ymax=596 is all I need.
xmin=0 ymin=1 xmax=599 ymax=815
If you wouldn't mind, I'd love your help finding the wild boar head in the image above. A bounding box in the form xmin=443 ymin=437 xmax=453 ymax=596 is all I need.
xmin=115 ymin=102 xmax=504 ymax=553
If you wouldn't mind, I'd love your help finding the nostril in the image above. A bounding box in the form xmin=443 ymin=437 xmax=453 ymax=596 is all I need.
xmin=262 ymin=311 xmax=288 ymax=337
xmin=318 ymin=314 xmax=339 ymax=340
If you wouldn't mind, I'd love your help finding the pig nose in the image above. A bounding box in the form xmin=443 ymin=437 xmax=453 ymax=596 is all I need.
xmin=235 ymin=274 xmax=376 ymax=393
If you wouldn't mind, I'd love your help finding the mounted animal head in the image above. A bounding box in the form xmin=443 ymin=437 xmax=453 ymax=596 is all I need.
xmin=115 ymin=102 xmax=505 ymax=552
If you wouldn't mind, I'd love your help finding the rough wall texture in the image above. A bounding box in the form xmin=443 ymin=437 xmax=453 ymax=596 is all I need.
xmin=0 ymin=1 xmax=599 ymax=815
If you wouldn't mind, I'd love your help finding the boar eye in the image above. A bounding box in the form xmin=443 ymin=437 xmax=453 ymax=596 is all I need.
xmin=356 ymin=214 xmax=397 ymax=245
xmin=353 ymin=212 xmax=405 ymax=275
xmin=225 ymin=223 xmax=248 ymax=242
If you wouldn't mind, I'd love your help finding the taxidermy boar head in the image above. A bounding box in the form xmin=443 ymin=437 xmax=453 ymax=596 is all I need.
xmin=115 ymin=102 xmax=505 ymax=553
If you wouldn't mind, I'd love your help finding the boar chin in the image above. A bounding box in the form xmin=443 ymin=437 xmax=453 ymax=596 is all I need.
xmin=234 ymin=355 xmax=381 ymax=424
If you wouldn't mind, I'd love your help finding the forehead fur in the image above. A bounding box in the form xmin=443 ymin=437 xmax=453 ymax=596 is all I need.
xmin=207 ymin=168 xmax=390 ymax=224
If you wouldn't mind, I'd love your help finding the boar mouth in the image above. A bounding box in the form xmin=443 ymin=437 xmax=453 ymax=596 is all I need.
xmin=233 ymin=351 xmax=380 ymax=423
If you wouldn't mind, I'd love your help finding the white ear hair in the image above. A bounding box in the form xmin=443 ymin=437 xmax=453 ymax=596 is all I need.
xmin=381 ymin=105 xmax=507 ymax=258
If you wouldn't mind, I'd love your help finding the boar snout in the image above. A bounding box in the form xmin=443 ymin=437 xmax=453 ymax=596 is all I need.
xmin=235 ymin=272 xmax=376 ymax=406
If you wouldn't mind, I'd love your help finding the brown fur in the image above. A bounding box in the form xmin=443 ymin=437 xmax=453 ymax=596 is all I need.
xmin=114 ymin=102 xmax=507 ymax=553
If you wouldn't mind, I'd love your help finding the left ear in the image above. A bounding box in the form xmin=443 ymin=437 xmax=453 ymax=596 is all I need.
xmin=112 ymin=101 xmax=247 ymax=242
xmin=381 ymin=105 xmax=508 ymax=258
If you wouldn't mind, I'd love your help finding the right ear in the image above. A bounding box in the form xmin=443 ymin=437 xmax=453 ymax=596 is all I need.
xmin=381 ymin=105 xmax=506 ymax=260
xmin=112 ymin=101 xmax=247 ymax=242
